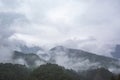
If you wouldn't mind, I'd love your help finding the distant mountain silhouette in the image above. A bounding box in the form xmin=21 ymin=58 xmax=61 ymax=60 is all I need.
xmin=12 ymin=46 xmax=120 ymax=72
xmin=50 ymin=46 xmax=120 ymax=71
xmin=12 ymin=51 xmax=47 ymax=68
xmin=111 ymin=45 xmax=120 ymax=59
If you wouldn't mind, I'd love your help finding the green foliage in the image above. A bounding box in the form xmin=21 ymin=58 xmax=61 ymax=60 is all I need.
xmin=0 ymin=63 xmax=119 ymax=80
xmin=0 ymin=63 xmax=29 ymax=80
xmin=80 ymin=68 xmax=114 ymax=80
xmin=28 ymin=63 xmax=80 ymax=80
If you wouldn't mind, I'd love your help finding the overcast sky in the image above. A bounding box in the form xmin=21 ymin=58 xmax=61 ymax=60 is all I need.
xmin=0 ymin=0 xmax=120 ymax=57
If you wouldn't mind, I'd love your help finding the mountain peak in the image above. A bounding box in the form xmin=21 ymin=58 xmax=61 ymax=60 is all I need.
xmin=50 ymin=46 xmax=67 ymax=51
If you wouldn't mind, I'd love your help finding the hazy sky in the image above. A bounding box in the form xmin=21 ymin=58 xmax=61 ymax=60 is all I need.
xmin=0 ymin=0 xmax=120 ymax=57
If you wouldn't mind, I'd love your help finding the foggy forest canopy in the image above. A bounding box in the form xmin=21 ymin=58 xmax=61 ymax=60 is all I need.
xmin=0 ymin=63 xmax=120 ymax=80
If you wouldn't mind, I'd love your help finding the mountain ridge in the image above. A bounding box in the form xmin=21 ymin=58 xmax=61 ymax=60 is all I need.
xmin=12 ymin=45 xmax=120 ymax=73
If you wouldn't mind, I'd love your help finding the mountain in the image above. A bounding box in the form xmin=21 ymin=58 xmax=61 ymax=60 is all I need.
xmin=12 ymin=51 xmax=47 ymax=68
xmin=19 ymin=45 xmax=43 ymax=54
xmin=12 ymin=46 xmax=120 ymax=73
xmin=49 ymin=46 xmax=120 ymax=71
xmin=111 ymin=45 xmax=120 ymax=59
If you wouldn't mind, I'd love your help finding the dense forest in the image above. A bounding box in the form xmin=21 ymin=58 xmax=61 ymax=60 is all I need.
xmin=0 ymin=63 xmax=119 ymax=80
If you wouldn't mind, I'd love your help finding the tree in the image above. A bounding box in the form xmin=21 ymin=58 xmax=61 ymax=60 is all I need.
xmin=0 ymin=63 xmax=29 ymax=80
xmin=28 ymin=63 xmax=80 ymax=80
